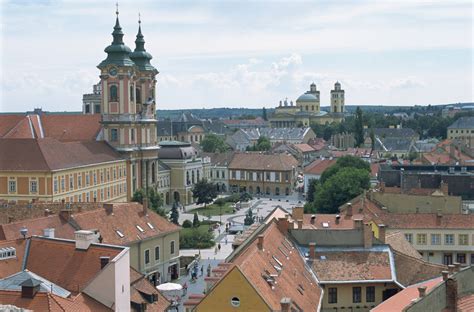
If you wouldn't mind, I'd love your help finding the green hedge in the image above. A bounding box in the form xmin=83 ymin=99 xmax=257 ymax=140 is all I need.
xmin=180 ymin=226 xmax=215 ymax=249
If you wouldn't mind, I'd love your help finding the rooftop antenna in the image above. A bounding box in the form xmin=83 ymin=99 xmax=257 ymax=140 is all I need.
xmin=20 ymin=227 xmax=28 ymax=239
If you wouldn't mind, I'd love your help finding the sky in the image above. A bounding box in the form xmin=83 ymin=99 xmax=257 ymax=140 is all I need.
xmin=0 ymin=0 xmax=472 ymax=112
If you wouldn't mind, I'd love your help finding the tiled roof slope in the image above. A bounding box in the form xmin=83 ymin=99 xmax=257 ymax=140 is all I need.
xmin=385 ymin=232 xmax=422 ymax=259
xmin=202 ymin=151 xmax=235 ymax=166
xmin=40 ymin=114 xmax=101 ymax=142
xmin=304 ymin=158 xmax=337 ymax=175
xmin=130 ymin=268 xmax=171 ymax=312
xmin=229 ymin=221 xmax=322 ymax=312
xmin=447 ymin=116 xmax=474 ymax=129
xmin=0 ymin=239 xmax=27 ymax=278
xmin=0 ymin=138 xmax=122 ymax=171
xmin=372 ymin=277 xmax=443 ymax=312
xmin=228 ymin=152 xmax=298 ymax=171
xmin=393 ymin=250 xmax=445 ymax=287
xmin=312 ymin=250 xmax=392 ymax=282
xmin=0 ymin=214 xmax=76 ymax=241
xmin=71 ymin=203 xmax=181 ymax=245
xmin=0 ymin=114 xmax=25 ymax=137
xmin=25 ymin=237 xmax=123 ymax=293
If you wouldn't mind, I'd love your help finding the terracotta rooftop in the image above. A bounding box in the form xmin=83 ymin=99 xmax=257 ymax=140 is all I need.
xmin=312 ymin=250 xmax=392 ymax=282
xmin=24 ymin=236 xmax=124 ymax=293
xmin=0 ymin=239 xmax=27 ymax=278
xmin=304 ymin=158 xmax=337 ymax=175
xmin=227 ymin=221 xmax=323 ymax=311
xmin=372 ymin=277 xmax=443 ymax=312
xmin=393 ymin=251 xmax=446 ymax=287
xmin=302 ymin=213 xmax=357 ymax=229
xmin=458 ymin=293 xmax=474 ymax=312
xmin=0 ymin=290 xmax=111 ymax=311
xmin=385 ymin=231 xmax=422 ymax=259
xmin=228 ymin=152 xmax=298 ymax=171
xmin=293 ymin=143 xmax=315 ymax=153
xmin=0 ymin=138 xmax=123 ymax=171
xmin=130 ymin=268 xmax=171 ymax=312
xmin=0 ymin=214 xmax=76 ymax=241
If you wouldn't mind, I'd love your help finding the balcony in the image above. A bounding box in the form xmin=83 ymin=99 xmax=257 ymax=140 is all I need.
xmin=102 ymin=113 xmax=156 ymax=123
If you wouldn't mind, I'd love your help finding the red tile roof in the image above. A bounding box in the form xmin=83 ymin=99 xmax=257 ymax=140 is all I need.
xmin=0 ymin=239 xmax=27 ymax=278
xmin=228 ymin=221 xmax=323 ymax=311
xmin=229 ymin=152 xmax=298 ymax=171
xmin=393 ymin=251 xmax=445 ymax=287
xmin=40 ymin=114 xmax=101 ymax=142
xmin=0 ymin=138 xmax=123 ymax=171
xmin=312 ymin=251 xmax=392 ymax=282
xmin=25 ymin=236 xmax=123 ymax=293
xmin=0 ymin=114 xmax=26 ymax=137
xmin=302 ymin=213 xmax=356 ymax=229
xmin=385 ymin=232 xmax=422 ymax=259
xmin=304 ymin=158 xmax=337 ymax=175
xmin=293 ymin=143 xmax=315 ymax=153
xmin=372 ymin=277 xmax=443 ymax=312
xmin=458 ymin=293 xmax=474 ymax=312
xmin=0 ymin=214 xmax=76 ymax=241
xmin=130 ymin=268 xmax=171 ymax=312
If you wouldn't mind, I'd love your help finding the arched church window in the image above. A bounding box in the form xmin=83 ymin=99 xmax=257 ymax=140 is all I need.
xmin=110 ymin=85 xmax=118 ymax=102
xmin=130 ymin=86 xmax=134 ymax=101
xmin=136 ymin=88 xmax=141 ymax=104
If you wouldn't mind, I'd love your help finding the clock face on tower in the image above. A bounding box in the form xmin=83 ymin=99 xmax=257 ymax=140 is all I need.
xmin=109 ymin=67 xmax=117 ymax=76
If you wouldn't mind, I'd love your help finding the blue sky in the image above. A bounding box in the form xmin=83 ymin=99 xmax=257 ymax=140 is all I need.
xmin=0 ymin=0 xmax=472 ymax=112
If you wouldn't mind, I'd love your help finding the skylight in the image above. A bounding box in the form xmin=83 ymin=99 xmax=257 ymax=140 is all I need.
xmin=322 ymin=222 xmax=329 ymax=228
xmin=116 ymin=230 xmax=124 ymax=238
xmin=272 ymin=255 xmax=283 ymax=267
xmin=147 ymin=222 xmax=154 ymax=230
xmin=136 ymin=225 xmax=144 ymax=233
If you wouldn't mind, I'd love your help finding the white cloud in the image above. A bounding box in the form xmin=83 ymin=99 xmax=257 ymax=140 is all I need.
xmin=389 ymin=77 xmax=426 ymax=90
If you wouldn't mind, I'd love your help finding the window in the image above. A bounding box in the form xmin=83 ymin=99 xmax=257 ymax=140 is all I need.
xmin=100 ymin=170 xmax=104 ymax=183
xmin=93 ymin=172 xmax=97 ymax=185
xmin=431 ymin=234 xmax=441 ymax=245
xmin=53 ymin=179 xmax=58 ymax=193
xmin=69 ymin=174 xmax=74 ymax=189
xmin=144 ymin=250 xmax=150 ymax=265
xmin=417 ymin=234 xmax=427 ymax=245
xmin=131 ymin=129 xmax=135 ymax=142
xmin=135 ymin=88 xmax=141 ymax=104
xmin=85 ymin=174 xmax=90 ymax=186
xmin=130 ymin=85 xmax=134 ymax=101
xmin=94 ymin=104 xmax=101 ymax=114
xmin=230 ymin=297 xmax=240 ymax=308
xmin=155 ymin=246 xmax=160 ymax=261
xmin=445 ymin=234 xmax=454 ymax=245
xmin=109 ymin=85 xmax=118 ymax=101
xmin=110 ymin=129 xmax=118 ymax=142
xmin=61 ymin=177 xmax=65 ymax=191
xmin=30 ymin=180 xmax=37 ymax=193
xmin=366 ymin=286 xmax=375 ymax=302
xmin=86 ymin=192 xmax=90 ymax=202
xmin=266 ymin=172 xmax=271 ymax=181
xmin=353 ymin=287 xmax=361 ymax=303
xmin=222 ymin=171 xmax=225 ymax=179
xmin=8 ymin=180 xmax=16 ymax=193
xmin=459 ymin=234 xmax=469 ymax=245
xmin=275 ymin=172 xmax=280 ymax=181
xmin=78 ymin=175 xmax=82 ymax=188
xmin=405 ymin=233 xmax=413 ymax=244
xmin=231 ymin=171 xmax=236 ymax=179
xmin=457 ymin=253 xmax=466 ymax=264
xmin=328 ymin=287 xmax=337 ymax=304
xmin=170 ymin=241 xmax=175 ymax=255
xmin=113 ymin=168 xmax=117 ymax=180
xmin=444 ymin=253 xmax=453 ymax=265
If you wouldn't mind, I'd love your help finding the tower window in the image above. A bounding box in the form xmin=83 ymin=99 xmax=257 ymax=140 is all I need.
xmin=110 ymin=85 xmax=118 ymax=102
xmin=94 ymin=104 xmax=101 ymax=114
xmin=136 ymin=88 xmax=141 ymax=104
xmin=85 ymin=104 xmax=90 ymax=114
xmin=130 ymin=85 xmax=134 ymax=101
xmin=110 ymin=129 xmax=118 ymax=142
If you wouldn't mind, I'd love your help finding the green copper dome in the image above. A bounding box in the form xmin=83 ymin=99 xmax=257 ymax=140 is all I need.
xmin=130 ymin=20 xmax=158 ymax=73
xmin=98 ymin=13 xmax=135 ymax=69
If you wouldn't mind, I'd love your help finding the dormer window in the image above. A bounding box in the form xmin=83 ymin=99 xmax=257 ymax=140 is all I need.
xmin=136 ymin=225 xmax=144 ymax=233
xmin=116 ymin=230 xmax=124 ymax=238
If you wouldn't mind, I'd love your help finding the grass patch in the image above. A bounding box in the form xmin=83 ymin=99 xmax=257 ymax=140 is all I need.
xmin=180 ymin=224 xmax=215 ymax=249
xmin=193 ymin=202 xmax=234 ymax=217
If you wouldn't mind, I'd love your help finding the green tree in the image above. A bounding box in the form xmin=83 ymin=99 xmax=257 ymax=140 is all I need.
xmin=193 ymin=212 xmax=200 ymax=228
xmin=201 ymin=134 xmax=228 ymax=153
xmin=170 ymin=201 xmax=179 ymax=225
xmin=307 ymin=179 xmax=319 ymax=203
xmin=262 ymin=107 xmax=268 ymax=121
xmin=192 ymin=179 xmax=218 ymax=207
xmin=256 ymin=136 xmax=271 ymax=151
xmin=132 ymin=188 xmax=165 ymax=216
xmin=309 ymin=168 xmax=370 ymax=213
xmin=354 ymin=107 xmax=364 ymax=147
xmin=320 ymin=155 xmax=370 ymax=184
xmin=408 ymin=151 xmax=418 ymax=162
xmin=244 ymin=209 xmax=254 ymax=226
xmin=369 ymin=128 xmax=375 ymax=150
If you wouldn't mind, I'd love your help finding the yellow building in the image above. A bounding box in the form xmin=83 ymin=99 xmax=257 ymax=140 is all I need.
xmin=447 ymin=116 xmax=474 ymax=147
xmin=269 ymin=82 xmax=345 ymax=128
xmin=0 ymin=138 xmax=127 ymax=203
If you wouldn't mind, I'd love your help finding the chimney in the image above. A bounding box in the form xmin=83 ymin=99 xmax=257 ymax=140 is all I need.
xmin=448 ymin=264 xmax=455 ymax=275
xmin=20 ymin=278 xmax=41 ymax=299
xmin=143 ymin=198 xmax=148 ymax=215
xmin=378 ymin=224 xmax=386 ymax=243
xmin=446 ymin=278 xmax=458 ymax=311
xmin=308 ymin=242 xmax=316 ymax=260
xmin=418 ymin=286 xmax=427 ymax=298
xmin=363 ymin=223 xmax=373 ymax=249
xmin=43 ymin=228 xmax=55 ymax=238
xmin=442 ymin=271 xmax=449 ymax=281
xmin=297 ymin=219 xmax=303 ymax=229
xmin=292 ymin=206 xmax=303 ymax=221
xmin=354 ymin=218 xmax=363 ymax=229
xmin=346 ymin=203 xmax=353 ymax=217
xmin=100 ymin=256 xmax=110 ymax=269
xmin=59 ymin=210 xmax=72 ymax=221
xmin=104 ymin=203 xmax=114 ymax=214
xmin=277 ymin=218 xmax=289 ymax=234
xmin=75 ymin=230 xmax=97 ymax=250
xmin=280 ymin=298 xmax=291 ymax=312
xmin=310 ymin=215 xmax=316 ymax=225
xmin=453 ymin=262 xmax=461 ymax=273
xmin=335 ymin=215 xmax=340 ymax=225
xmin=257 ymin=235 xmax=264 ymax=251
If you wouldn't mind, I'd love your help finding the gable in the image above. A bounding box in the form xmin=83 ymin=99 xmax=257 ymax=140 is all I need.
xmin=195 ymin=266 xmax=270 ymax=312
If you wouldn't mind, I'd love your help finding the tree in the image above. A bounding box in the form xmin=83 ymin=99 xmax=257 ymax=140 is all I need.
xmin=192 ymin=179 xmax=218 ymax=207
xmin=262 ymin=107 xmax=268 ymax=121
xmin=132 ymin=188 xmax=165 ymax=216
xmin=201 ymin=134 xmax=228 ymax=153
xmin=255 ymin=136 xmax=271 ymax=151
xmin=354 ymin=107 xmax=364 ymax=147
xmin=307 ymin=179 xmax=319 ymax=203
xmin=193 ymin=212 xmax=200 ymax=228
xmin=244 ymin=209 xmax=254 ymax=226
xmin=309 ymin=168 xmax=370 ymax=213
xmin=170 ymin=201 xmax=179 ymax=225
xmin=369 ymin=128 xmax=375 ymax=150
xmin=320 ymin=155 xmax=370 ymax=184
xmin=408 ymin=151 xmax=418 ymax=162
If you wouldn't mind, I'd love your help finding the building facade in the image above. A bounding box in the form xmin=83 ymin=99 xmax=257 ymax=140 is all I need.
xmin=82 ymin=82 xmax=102 ymax=114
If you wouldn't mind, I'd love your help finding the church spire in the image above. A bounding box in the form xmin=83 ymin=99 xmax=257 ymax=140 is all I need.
xmin=130 ymin=14 xmax=157 ymax=73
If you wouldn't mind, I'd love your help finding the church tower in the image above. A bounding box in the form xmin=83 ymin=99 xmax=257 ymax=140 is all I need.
xmin=97 ymin=9 xmax=160 ymax=199
xmin=330 ymin=81 xmax=344 ymax=113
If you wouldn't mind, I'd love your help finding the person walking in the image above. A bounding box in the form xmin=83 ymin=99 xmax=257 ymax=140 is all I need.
xmin=218 ymin=243 xmax=221 ymax=251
